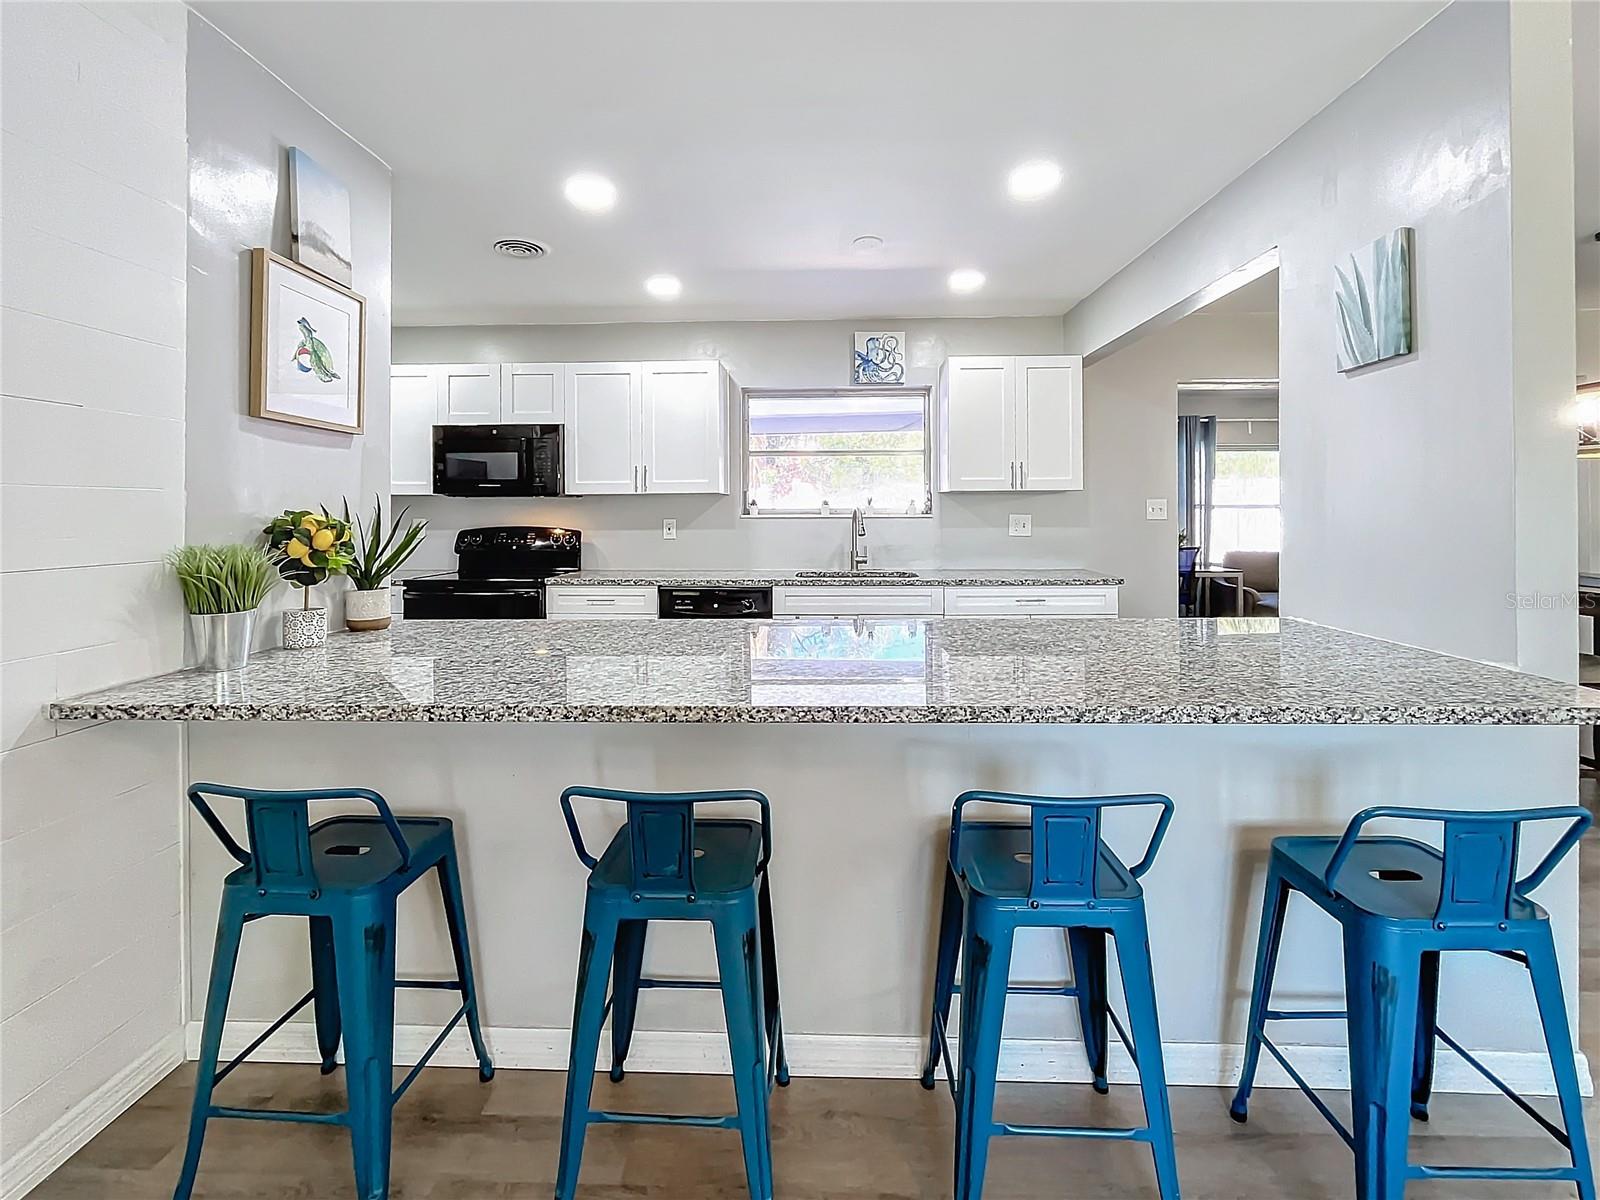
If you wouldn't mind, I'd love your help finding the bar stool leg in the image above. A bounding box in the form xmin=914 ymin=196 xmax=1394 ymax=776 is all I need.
xmin=1524 ymin=931 xmax=1597 ymax=1200
xmin=1348 ymin=938 xmax=1419 ymax=1200
xmin=173 ymin=897 xmax=246 ymax=1200
xmin=1113 ymin=915 xmax=1181 ymax=1200
xmin=335 ymin=900 xmax=399 ymax=1200
xmin=757 ymin=874 xmax=790 ymax=1086
xmin=436 ymin=851 xmax=494 ymax=1081
xmin=714 ymin=911 xmax=774 ymax=1200
xmin=556 ymin=909 xmax=617 ymax=1200
xmin=309 ymin=916 xmax=342 ymax=1075
xmin=954 ymin=913 xmax=1013 ymax=1200
xmin=1067 ymin=928 xmax=1110 ymax=1093
xmin=608 ymin=919 xmax=648 ymax=1082
xmin=1409 ymin=951 xmax=1440 ymax=1121
xmin=920 ymin=866 xmax=964 ymax=1090
xmin=1230 ymin=863 xmax=1291 ymax=1122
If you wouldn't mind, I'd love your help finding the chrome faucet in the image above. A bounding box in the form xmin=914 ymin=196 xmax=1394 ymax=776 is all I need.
xmin=849 ymin=506 xmax=869 ymax=572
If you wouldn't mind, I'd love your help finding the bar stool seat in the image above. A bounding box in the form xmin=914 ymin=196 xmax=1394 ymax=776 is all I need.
xmin=302 ymin=814 xmax=455 ymax=888
xmin=959 ymin=821 xmax=1141 ymax=900
xmin=1231 ymin=805 xmax=1595 ymax=1200
xmin=591 ymin=817 xmax=764 ymax=893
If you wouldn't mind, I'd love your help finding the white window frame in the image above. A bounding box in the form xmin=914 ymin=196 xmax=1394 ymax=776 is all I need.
xmin=741 ymin=387 xmax=934 ymax=518
xmin=1208 ymin=446 xmax=1282 ymax=554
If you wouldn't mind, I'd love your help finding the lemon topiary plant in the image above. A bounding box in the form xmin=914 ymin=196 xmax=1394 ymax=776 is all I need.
xmin=263 ymin=507 xmax=355 ymax=609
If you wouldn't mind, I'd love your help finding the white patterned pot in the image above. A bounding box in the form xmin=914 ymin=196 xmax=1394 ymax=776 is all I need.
xmin=282 ymin=606 xmax=328 ymax=650
xmin=345 ymin=587 xmax=392 ymax=632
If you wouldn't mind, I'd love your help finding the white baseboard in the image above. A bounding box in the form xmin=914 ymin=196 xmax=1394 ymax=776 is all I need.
xmin=2 ymin=1031 xmax=184 ymax=1200
xmin=186 ymin=1020 xmax=1593 ymax=1098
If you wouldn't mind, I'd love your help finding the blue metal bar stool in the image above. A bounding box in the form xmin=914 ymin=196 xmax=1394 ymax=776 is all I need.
xmin=1230 ymin=805 xmax=1595 ymax=1200
xmin=176 ymin=783 xmax=493 ymax=1200
xmin=555 ymin=786 xmax=790 ymax=1200
xmin=919 ymin=790 xmax=1181 ymax=1200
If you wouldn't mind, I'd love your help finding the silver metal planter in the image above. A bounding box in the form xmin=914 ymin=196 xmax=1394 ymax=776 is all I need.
xmin=190 ymin=610 xmax=255 ymax=673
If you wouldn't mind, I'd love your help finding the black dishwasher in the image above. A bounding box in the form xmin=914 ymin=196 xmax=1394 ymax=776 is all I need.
xmin=658 ymin=587 xmax=773 ymax=619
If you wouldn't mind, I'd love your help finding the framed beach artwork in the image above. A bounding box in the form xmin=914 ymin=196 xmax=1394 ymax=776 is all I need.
xmin=853 ymin=331 xmax=906 ymax=385
xmin=250 ymin=248 xmax=366 ymax=434
xmin=288 ymin=147 xmax=354 ymax=286
xmin=1334 ymin=227 xmax=1414 ymax=372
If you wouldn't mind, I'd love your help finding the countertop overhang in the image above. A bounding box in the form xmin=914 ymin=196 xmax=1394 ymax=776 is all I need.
xmin=47 ymin=617 xmax=1600 ymax=725
xmin=543 ymin=568 xmax=1125 ymax=587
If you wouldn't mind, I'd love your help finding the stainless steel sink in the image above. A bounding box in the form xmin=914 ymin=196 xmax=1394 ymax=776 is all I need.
xmin=794 ymin=569 xmax=920 ymax=579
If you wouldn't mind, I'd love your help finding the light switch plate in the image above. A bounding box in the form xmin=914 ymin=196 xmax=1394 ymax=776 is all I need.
xmin=662 ymin=518 xmax=677 ymax=540
xmin=1145 ymin=498 xmax=1168 ymax=521
xmin=1009 ymin=514 xmax=1032 ymax=537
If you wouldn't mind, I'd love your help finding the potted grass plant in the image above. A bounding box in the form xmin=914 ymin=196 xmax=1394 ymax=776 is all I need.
xmin=168 ymin=544 xmax=280 ymax=671
xmin=343 ymin=496 xmax=427 ymax=631
xmin=263 ymin=507 xmax=354 ymax=648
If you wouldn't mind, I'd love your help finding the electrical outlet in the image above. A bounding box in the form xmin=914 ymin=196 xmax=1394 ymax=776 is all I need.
xmin=662 ymin=518 xmax=677 ymax=540
xmin=1008 ymin=513 xmax=1032 ymax=537
xmin=1145 ymin=498 xmax=1168 ymax=521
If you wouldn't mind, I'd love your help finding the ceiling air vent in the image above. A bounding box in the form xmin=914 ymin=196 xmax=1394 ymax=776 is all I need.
xmin=492 ymin=238 xmax=547 ymax=259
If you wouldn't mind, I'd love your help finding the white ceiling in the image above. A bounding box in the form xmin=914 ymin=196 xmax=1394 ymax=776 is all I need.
xmin=197 ymin=0 xmax=1444 ymax=327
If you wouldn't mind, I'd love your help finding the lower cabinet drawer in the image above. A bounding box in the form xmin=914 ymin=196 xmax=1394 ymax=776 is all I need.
xmin=773 ymin=586 xmax=944 ymax=617
xmin=942 ymin=586 xmax=1119 ymax=618
xmin=545 ymin=586 xmax=658 ymax=619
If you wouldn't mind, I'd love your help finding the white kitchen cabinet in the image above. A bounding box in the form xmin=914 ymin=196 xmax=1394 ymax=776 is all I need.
xmin=939 ymin=354 xmax=1082 ymax=492
xmin=435 ymin=363 xmax=503 ymax=424
xmin=502 ymin=362 xmax=565 ymax=422
xmin=565 ymin=362 xmax=642 ymax=494
xmin=390 ymin=365 xmax=436 ymax=495
xmin=773 ymin=586 xmax=944 ymax=618
xmin=566 ymin=360 xmax=728 ymax=496
xmin=641 ymin=361 xmax=727 ymax=494
xmin=943 ymin=585 xmax=1118 ymax=618
xmin=546 ymin=586 xmax=659 ymax=619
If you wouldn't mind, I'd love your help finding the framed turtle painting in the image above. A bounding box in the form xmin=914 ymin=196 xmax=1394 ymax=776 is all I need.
xmin=249 ymin=248 xmax=366 ymax=433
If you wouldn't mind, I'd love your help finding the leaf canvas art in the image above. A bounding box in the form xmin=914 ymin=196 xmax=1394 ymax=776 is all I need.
xmin=1334 ymin=228 xmax=1414 ymax=371
xmin=288 ymin=147 xmax=354 ymax=286
xmin=250 ymin=249 xmax=367 ymax=433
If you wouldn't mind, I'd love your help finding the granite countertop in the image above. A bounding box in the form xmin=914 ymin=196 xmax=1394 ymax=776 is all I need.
xmin=48 ymin=617 xmax=1600 ymax=725
xmin=546 ymin=568 xmax=1125 ymax=587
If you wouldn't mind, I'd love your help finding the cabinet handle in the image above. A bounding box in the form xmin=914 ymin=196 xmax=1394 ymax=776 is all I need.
xmin=1020 ymin=461 xmax=1027 ymax=489
xmin=642 ymin=465 xmax=648 ymax=492
xmin=633 ymin=465 xmax=640 ymax=492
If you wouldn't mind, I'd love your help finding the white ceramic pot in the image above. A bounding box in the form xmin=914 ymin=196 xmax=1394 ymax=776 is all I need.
xmin=282 ymin=606 xmax=328 ymax=650
xmin=345 ymin=587 xmax=392 ymax=632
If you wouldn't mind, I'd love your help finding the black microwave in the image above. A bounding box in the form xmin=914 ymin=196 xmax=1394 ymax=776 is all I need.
xmin=433 ymin=425 xmax=563 ymax=496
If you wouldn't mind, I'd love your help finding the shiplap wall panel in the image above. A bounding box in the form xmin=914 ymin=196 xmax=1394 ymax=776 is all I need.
xmin=0 ymin=2 xmax=187 ymax=1185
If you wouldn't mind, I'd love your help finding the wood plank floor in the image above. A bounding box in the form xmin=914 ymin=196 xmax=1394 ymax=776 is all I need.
xmin=33 ymin=820 xmax=1600 ymax=1199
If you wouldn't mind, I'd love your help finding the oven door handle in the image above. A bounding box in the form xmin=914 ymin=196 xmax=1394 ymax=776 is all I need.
xmin=427 ymin=590 xmax=543 ymax=598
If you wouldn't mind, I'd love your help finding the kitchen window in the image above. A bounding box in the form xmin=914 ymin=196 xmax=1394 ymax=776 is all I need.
xmin=743 ymin=388 xmax=932 ymax=516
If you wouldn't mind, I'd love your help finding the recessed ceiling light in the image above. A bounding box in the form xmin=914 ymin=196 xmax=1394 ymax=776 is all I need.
xmin=851 ymin=234 xmax=885 ymax=253
xmin=644 ymin=274 xmax=682 ymax=300
xmin=1007 ymin=159 xmax=1063 ymax=202
xmin=947 ymin=268 xmax=986 ymax=294
xmin=563 ymin=172 xmax=617 ymax=213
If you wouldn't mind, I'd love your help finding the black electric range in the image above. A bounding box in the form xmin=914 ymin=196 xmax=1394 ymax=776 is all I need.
xmin=401 ymin=526 xmax=581 ymax=619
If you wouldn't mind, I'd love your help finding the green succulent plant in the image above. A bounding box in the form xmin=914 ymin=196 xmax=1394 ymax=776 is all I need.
xmin=344 ymin=495 xmax=428 ymax=591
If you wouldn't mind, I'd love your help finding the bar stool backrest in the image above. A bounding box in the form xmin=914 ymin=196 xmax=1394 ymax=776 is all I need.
xmin=560 ymin=785 xmax=772 ymax=899
xmin=1323 ymin=805 xmax=1592 ymax=925
xmin=187 ymin=782 xmax=412 ymax=899
xmin=950 ymin=790 xmax=1175 ymax=902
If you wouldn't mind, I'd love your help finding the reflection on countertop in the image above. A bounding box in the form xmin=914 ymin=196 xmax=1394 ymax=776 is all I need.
xmin=47 ymin=616 xmax=1600 ymax=725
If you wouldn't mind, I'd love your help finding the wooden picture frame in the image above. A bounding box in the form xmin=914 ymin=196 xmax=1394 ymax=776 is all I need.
xmin=250 ymin=248 xmax=366 ymax=433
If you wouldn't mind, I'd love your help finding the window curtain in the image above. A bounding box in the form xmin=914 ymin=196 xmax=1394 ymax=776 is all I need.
xmin=1177 ymin=415 xmax=1217 ymax=560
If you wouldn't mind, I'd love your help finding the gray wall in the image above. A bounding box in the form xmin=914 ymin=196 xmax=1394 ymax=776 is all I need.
xmin=185 ymin=12 xmax=392 ymax=637
xmin=396 ymin=313 xmax=1276 ymax=616
xmin=1061 ymin=1 xmax=1577 ymax=679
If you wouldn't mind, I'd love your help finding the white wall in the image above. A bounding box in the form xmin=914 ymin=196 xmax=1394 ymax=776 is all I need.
xmin=1062 ymin=1 xmax=1577 ymax=680
xmin=0 ymin=4 xmax=187 ymax=1192
xmin=185 ymin=12 xmax=392 ymax=639
xmin=395 ymin=314 xmax=1275 ymax=616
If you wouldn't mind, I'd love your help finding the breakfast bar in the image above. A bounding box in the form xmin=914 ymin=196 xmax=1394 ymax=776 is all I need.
xmin=50 ymin=615 xmax=1599 ymax=1101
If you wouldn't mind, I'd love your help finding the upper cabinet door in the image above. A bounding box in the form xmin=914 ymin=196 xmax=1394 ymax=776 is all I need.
xmin=435 ymin=363 xmax=503 ymax=424
xmin=565 ymin=362 xmax=642 ymax=494
xmin=502 ymin=362 xmax=565 ymax=423
xmin=640 ymin=361 xmax=728 ymax=494
xmin=939 ymin=356 xmax=1016 ymax=491
xmin=390 ymin=365 xmax=436 ymax=495
xmin=1016 ymin=355 xmax=1083 ymax=491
